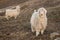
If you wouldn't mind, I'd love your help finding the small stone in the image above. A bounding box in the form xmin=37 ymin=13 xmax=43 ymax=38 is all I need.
xmin=50 ymin=32 xmax=60 ymax=38
xmin=54 ymin=37 xmax=60 ymax=40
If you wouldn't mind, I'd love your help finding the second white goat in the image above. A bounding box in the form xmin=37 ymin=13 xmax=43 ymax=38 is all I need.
xmin=5 ymin=5 xmax=20 ymax=20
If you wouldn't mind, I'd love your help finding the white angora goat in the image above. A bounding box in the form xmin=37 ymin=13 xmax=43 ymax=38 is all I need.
xmin=30 ymin=7 xmax=47 ymax=36
xmin=5 ymin=5 xmax=20 ymax=20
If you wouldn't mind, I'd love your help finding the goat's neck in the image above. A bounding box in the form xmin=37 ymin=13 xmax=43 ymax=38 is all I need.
xmin=16 ymin=8 xmax=20 ymax=12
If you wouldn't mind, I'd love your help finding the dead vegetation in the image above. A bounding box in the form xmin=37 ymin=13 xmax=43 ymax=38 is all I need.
xmin=0 ymin=0 xmax=60 ymax=40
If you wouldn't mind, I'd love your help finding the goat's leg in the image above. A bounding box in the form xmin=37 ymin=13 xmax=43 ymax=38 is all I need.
xmin=14 ymin=16 xmax=17 ymax=19
xmin=5 ymin=16 xmax=9 ymax=20
xmin=31 ymin=25 xmax=35 ymax=33
xmin=36 ymin=30 xmax=40 ymax=36
xmin=41 ymin=30 xmax=44 ymax=34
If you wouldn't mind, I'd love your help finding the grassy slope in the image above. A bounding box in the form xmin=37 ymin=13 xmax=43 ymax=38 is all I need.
xmin=0 ymin=0 xmax=60 ymax=40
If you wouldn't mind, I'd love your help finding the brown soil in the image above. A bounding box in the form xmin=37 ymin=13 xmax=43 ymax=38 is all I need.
xmin=0 ymin=0 xmax=60 ymax=40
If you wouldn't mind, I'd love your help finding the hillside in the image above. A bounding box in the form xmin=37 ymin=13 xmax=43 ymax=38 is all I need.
xmin=0 ymin=0 xmax=60 ymax=40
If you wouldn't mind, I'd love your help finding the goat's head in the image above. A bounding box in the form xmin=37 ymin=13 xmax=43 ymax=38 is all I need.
xmin=38 ymin=7 xmax=47 ymax=17
xmin=16 ymin=5 xmax=20 ymax=9
xmin=16 ymin=5 xmax=20 ymax=12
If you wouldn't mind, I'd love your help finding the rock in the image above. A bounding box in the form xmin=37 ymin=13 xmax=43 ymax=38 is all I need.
xmin=54 ymin=37 xmax=60 ymax=40
xmin=50 ymin=32 xmax=60 ymax=39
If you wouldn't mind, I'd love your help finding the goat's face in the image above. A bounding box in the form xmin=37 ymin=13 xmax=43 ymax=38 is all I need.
xmin=16 ymin=5 xmax=20 ymax=12
xmin=38 ymin=7 xmax=47 ymax=17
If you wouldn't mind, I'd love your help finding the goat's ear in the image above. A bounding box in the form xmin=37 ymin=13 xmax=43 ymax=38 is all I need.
xmin=34 ymin=10 xmax=37 ymax=12
xmin=43 ymin=8 xmax=47 ymax=14
xmin=45 ymin=9 xmax=47 ymax=14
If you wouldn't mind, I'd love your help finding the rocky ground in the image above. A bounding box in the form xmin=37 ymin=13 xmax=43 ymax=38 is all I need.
xmin=0 ymin=0 xmax=60 ymax=40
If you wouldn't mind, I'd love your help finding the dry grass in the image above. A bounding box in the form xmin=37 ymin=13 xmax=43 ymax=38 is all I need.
xmin=0 ymin=0 xmax=60 ymax=40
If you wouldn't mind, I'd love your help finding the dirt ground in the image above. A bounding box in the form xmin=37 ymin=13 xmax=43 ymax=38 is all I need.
xmin=0 ymin=0 xmax=60 ymax=40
